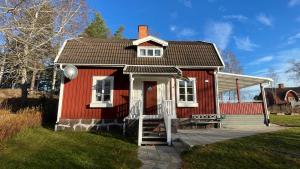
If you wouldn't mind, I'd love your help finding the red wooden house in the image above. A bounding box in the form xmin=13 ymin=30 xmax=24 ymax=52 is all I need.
xmin=54 ymin=25 xmax=272 ymax=145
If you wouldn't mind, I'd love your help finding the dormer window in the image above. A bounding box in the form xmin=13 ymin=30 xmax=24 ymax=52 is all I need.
xmin=138 ymin=47 xmax=163 ymax=57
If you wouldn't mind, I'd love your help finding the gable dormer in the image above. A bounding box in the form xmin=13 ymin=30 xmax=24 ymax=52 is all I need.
xmin=133 ymin=25 xmax=168 ymax=57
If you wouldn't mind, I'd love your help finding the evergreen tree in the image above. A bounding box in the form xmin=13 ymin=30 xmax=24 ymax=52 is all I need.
xmin=113 ymin=26 xmax=125 ymax=39
xmin=82 ymin=12 xmax=110 ymax=38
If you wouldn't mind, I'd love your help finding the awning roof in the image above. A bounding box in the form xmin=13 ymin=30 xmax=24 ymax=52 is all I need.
xmin=218 ymin=72 xmax=273 ymax=92
xmin=123 ymin=65 xmax=181 ymax=75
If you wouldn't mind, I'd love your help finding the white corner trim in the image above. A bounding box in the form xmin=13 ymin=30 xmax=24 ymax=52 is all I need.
xmin=212 ymin=43 xmax=225 ymax=68
xmin=91 ymin=76 xmax=114 ymax=108
xmin=56 ymin=76 xmax=65 ymax=124
xmin=133 ymin=35 xmax=168 ymax=46
xmin=54 ymin=40 xmax=68 ymax=63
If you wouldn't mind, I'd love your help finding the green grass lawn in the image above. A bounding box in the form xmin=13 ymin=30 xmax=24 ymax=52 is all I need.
xmin=270 ymin=114 xmax=300 ymax=127
xmin=0 ymin=128 xmax=141 ymax=169
xmin=181 ymin=127 xmax=300 ymax=169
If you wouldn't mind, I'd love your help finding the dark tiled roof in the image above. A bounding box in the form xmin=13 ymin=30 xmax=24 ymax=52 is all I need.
xmin=265 ymin=87 xmax=300 ymax=102
xmin=56 ymin=38 xmax=223 ymax=67
xmin=123 ymin=66 xmax=181 ymax=74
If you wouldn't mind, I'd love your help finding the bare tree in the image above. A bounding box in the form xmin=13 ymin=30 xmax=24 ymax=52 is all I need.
xmin=221 ymin=50 xmax=243 ymax=101
xmin=287 ymin=60 xmax=300 ymax=83
xmin=267 ymin=68 xmax=279 ymax=87
xmin=0 ymin=0 xmax=88 ymax=102
xmin=222 ymin=50 xmax=243 ymax=74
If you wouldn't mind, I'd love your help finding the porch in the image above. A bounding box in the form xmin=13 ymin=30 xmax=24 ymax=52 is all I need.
xmin=124 ymin=66 xmax=179 ymax=146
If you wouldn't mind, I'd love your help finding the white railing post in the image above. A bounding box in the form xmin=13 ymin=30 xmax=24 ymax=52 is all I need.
xmin=137 ymin=100 xmax=143 ymax=146
xmin=162 ymin=100 xmax=172 ymax=146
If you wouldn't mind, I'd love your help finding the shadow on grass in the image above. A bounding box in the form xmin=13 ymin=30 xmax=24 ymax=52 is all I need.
xmin=89 ymin=129 xmax=137 ymax=144
xmin=0 ymin=96 xmax=58 ymax=129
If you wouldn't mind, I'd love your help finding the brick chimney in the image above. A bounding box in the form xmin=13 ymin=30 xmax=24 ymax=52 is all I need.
xmin=138 ymin=25 xmax=148 ymax=39
xmin=278 ymin=83 xmax=284 ymax=89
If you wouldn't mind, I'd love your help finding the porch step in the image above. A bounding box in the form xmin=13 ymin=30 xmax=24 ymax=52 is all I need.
xmin=141 ymin=141 xmax=168 ymax=145
xmin=141 ymin=118 xmax=168 ymax=146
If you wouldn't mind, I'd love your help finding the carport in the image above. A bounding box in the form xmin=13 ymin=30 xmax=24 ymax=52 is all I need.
xmin=216 ymin=72 xmax=273 ymax=126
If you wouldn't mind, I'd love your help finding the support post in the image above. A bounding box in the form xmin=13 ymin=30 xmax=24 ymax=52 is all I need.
xmin=124 ymin=73 xmax=134 ymax=136
xmin=236 ymin=78 xmax=241 ymax=103
xmin=129 ymin=73 xmax=133 ymax=111
xmin=214 ymin=70 xmax=221 ymax=128
xmin=260 ymin=83 xmax=269 ymax=126
xmin=170 ymin=77 xmax=176 ymax=119
xmin=214 ymin=71 xmax=221 ymax=118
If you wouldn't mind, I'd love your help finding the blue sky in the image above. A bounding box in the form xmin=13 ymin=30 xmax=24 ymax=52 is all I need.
xmin=87 ymin=0 xmax=300 ymax=86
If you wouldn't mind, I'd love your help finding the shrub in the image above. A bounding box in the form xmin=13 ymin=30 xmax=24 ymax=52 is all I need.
xmin=0 ymin=108 xmax=42 ymax=141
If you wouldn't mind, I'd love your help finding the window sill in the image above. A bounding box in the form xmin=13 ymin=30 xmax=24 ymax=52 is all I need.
xmin=177 ymin=102 xmax=198 ymax=107
xmin=90 ymin=102 xmax=113 ymax=108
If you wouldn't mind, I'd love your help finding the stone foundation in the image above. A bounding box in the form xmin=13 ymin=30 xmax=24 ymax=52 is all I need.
xmin=55 ymin=119 xmax=124 ymax=132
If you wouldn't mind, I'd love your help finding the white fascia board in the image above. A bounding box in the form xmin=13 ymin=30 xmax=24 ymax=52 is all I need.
xmin=54 ymin=40 xmax=68 ymax=63
xmin=132 ymin=36 xmax=168 ymax=46
xmin=218 ymin=72 xmax=273 ymax=82
xmin=212 ymin=43 xmax=225 ymax=68
xmin=54 ymin=64 xmax=222 ymax=69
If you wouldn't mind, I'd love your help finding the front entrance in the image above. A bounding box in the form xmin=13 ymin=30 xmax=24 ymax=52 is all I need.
xmin=143 ymin=81 xmax=157 ymax=115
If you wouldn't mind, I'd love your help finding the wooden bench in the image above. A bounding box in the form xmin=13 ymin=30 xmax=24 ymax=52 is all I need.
xmin=190 ymin=114 xmax=223 ymax=127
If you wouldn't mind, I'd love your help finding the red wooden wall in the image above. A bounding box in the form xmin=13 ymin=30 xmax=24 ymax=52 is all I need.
xmin=176 ymin=69 xmax=216 ymax=118
xmin=220 ymin=102 xmax=264 ymax=115
xmin=61 ymin=67 xmax=129 ymax=120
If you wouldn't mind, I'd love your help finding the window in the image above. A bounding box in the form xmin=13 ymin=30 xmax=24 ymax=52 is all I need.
xmin=176 ymin=78 xmax=198 ymax=107
xmin=147 ymin=49 xmax=154 ymax=56
xmin=140 ymin=49 xmax=146 ymax=56
xmin=155 ymin=49 xmax=161 ymax=56
xmin=138 ymin=47 xmax=163 ymax=57
xmin=90 ymin=76 xmax=114 ymax=108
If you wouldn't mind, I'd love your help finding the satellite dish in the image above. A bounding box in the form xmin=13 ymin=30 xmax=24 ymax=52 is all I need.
xmin=63 ymin=64 xmax=78 ymax=80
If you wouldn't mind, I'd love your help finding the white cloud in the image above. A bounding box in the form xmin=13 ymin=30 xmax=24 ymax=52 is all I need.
xmin=234 ymin=36 xmax=259 ymax=51
xmin=223 ymin=15 xmax=248 ymax=22
xmin=287 ymin=33 xmax=300 ymax=44
xmin=257 ymin=14 xmax=273 ymax=26
xmin=170 ymin=25 xmax=177 ymax=32
xmin=248 ymin=56 xmax=273 ymax=65
xmin=170 ymin=26 xmax=196 ymax=37
xmin=204 ymin=22 xmax=233 ymax=50
xmin=179 ymin=0 xmax=192 ymax=8
xmin=288 ymin=0 xmax=300 ymax=7
xmin=250 ymin=48 xmax=300 ymax=86
xmin=178 ymin=28 xmax=196 ymax=37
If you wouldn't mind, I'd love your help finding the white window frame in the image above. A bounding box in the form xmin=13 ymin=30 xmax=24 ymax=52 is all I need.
xmin=90 ymin=76 xmax=114 ymax=108
xmin=137 ymin=46 xmax=163 ymax=57
xmin=176 ymin=77 xmax=198 ymax=107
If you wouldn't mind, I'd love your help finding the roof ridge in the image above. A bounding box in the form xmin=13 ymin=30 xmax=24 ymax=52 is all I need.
xmin=68 ymin=37 xmax=213 ymax=44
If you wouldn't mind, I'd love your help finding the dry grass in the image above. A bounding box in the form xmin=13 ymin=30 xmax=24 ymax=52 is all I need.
xmin=0 ymin=89 xmax=21 ymax=99
xmin=0 ymin=108 xmax=42 ymax=141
